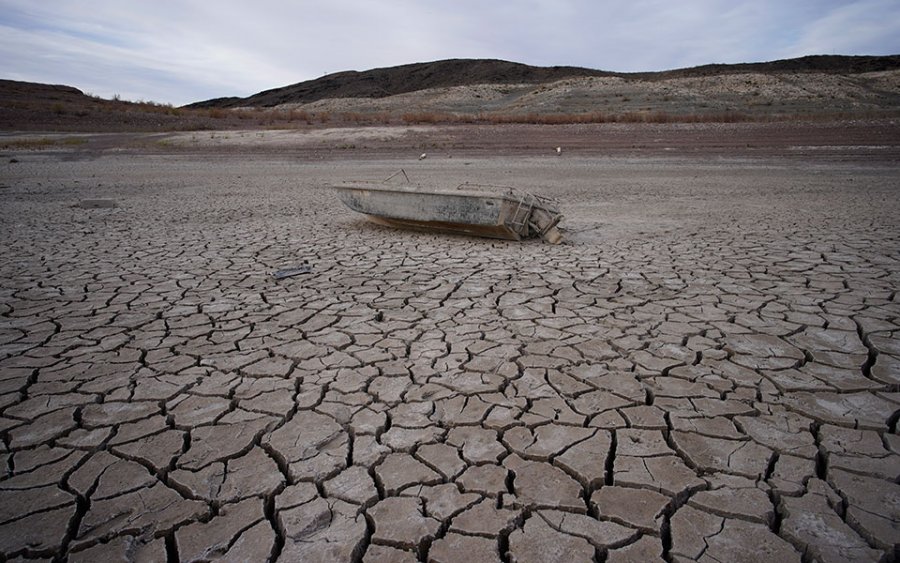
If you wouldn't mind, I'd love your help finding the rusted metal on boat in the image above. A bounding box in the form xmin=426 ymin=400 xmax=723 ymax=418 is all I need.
xmin=332 ymin=175 xmax=563 ymax=244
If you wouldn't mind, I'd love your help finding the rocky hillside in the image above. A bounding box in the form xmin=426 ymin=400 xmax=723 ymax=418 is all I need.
xmin=189 ymin=55 xmax=900 ymax=117
xmin=2 ymin=55 xmax=898 ymax=131
xmin=0 ymin=79 xmax=223 ymax=132
xmin=188 ymin=59 xmax=614 ymax=109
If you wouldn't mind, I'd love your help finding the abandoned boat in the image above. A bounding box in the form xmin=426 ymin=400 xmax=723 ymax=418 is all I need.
xmin=332 ymin=180 xmax=564 ymax=244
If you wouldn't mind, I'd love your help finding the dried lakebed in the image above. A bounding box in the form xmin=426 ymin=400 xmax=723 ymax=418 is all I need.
xmin=0 ymin=152 xmax=898 ymax=562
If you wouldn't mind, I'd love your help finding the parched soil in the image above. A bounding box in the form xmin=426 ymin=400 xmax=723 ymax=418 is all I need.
xmin=3 ymin=119 xmax=899 ymax=164
xmin=0 ymin=123 xmax=898 ymax=561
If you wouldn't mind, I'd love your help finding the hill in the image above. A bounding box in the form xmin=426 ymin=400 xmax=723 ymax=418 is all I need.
xmin=2 ymin=55 xmax=899 ymax=131
xmin=188 ymin=59 xmax=614 ymax=109
xmin=0 ymin=79 xmax=223 ymax=132
xmin=189 ymin=55 xmax=900 ymax=109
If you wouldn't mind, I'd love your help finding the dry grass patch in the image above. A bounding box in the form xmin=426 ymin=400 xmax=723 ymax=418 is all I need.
xmin=0 ymin=137 xmax=87 ymax=150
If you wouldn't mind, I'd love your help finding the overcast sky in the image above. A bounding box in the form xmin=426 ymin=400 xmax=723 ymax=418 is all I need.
xmin=1 ymin=0 xmax=898 ymax=106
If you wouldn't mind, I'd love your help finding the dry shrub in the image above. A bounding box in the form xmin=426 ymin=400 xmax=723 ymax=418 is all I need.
xmin=2 ymin=138 xmax=58 ymax=149
xmin=286 ymin=109 xmax=312 ymax=123
xmin=471 ymin=110 xmax=761 ymax=124
xmin=339 ymin=112 xmax=363 ymax=123
xmin=103 ymin=101 xmax=897 ymax=132
xmin=401 ymin=112 xmax=457 ymax=124
xmin=371 ymin=111 xmax=393 ymax=124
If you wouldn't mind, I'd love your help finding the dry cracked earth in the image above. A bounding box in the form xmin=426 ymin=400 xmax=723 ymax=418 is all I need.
xmin=0 ymin=145 xmax=899 ymax=562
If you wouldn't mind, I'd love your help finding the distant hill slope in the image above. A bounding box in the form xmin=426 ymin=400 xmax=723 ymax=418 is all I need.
xmin=190 ymin=55 xmax=900 ymax=108
xmin=0 ymin=79 xmax=93 ymax=106
xmin=2 ymin=55 xmax=899 ymax=132
xmin=0 ymin=79 xmax=234 ymax=132
xmin=189 ymin=59 xmax=614 ymax=108
xmin=637 ymin=54 xmax=900 ymax=78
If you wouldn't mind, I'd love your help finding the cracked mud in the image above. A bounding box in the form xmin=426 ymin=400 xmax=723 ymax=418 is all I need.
xmin=1 ymin=150 xmax=898 ymax=562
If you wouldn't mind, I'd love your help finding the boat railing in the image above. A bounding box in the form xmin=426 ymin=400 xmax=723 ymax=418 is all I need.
xmin=382 ymin=169 xmax=412 ymax=183
xmin=455 ymin=182 xmax=559 ymax=205
xmin=508 ymin=192 xmax=537 ymax=234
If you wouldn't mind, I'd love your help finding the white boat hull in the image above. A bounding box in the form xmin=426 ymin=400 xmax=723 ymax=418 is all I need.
xmin=332 ymin=182 xmax=563 ymax=243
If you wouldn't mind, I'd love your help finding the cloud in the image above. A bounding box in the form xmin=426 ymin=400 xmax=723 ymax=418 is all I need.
xmin=787 ymin=0 xmax=900 ymax=56
xmin=0 ymin=0 xmax=896 ymax=106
